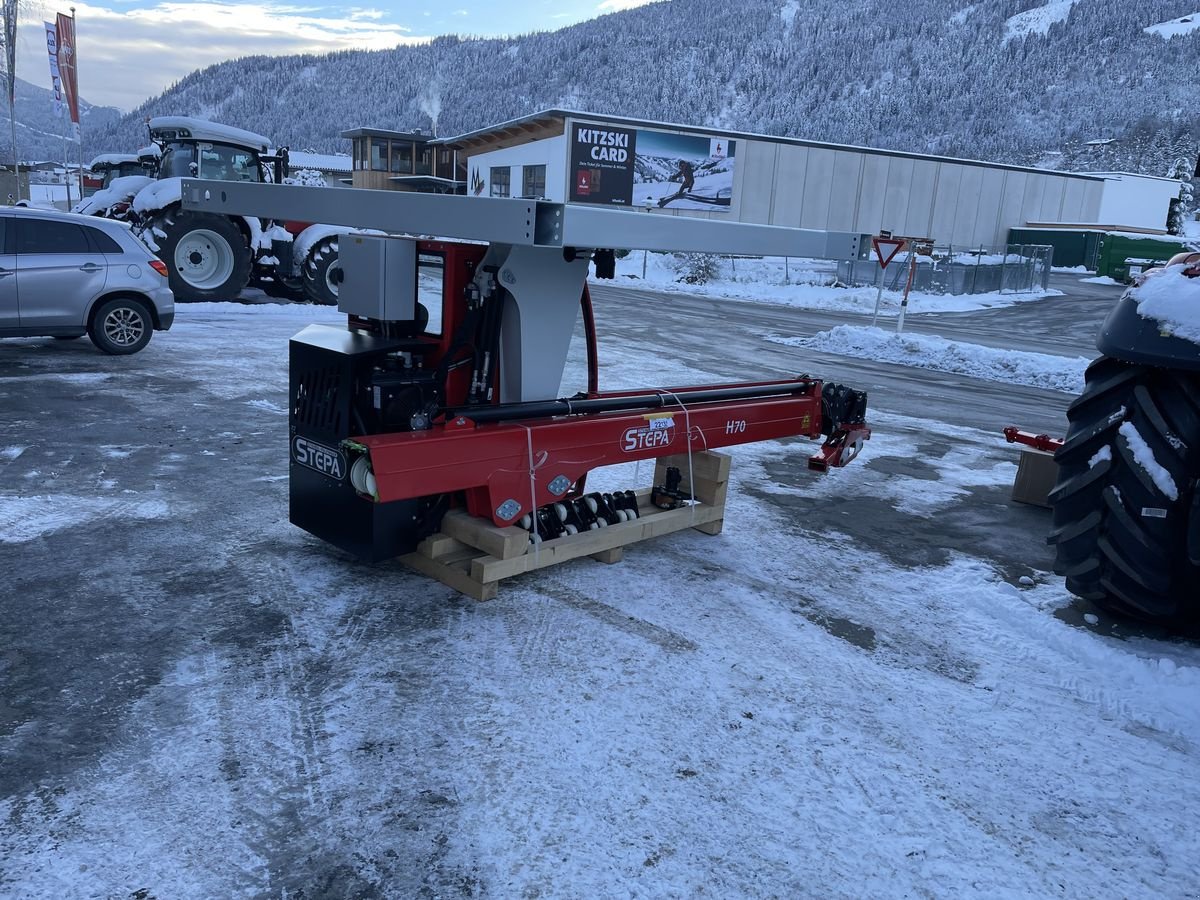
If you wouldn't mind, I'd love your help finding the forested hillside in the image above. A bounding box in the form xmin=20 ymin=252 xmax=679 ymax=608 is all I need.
xmin=56 ymin=0 xmax=1200 ymax=181
xmin=1 ymin=77 xmax=121 ymax=163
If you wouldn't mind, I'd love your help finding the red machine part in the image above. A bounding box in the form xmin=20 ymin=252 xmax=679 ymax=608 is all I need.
xmin=354 ymin=379 xmax=869 ymax=526
xmin=1003 ymin=426 xmax=1063 ymax=453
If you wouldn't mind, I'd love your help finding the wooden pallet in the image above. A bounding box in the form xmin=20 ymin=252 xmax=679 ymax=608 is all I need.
xmin=399 ymin=450 xmax=731 ymax=600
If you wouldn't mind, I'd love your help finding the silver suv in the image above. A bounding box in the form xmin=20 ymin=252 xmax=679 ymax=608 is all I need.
xmin=0 ymin=206 xmax=174 ymax=354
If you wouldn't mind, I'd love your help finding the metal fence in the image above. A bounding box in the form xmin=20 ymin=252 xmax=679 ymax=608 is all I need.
xmin=836 ymin=244 xmax=1055 ymax=295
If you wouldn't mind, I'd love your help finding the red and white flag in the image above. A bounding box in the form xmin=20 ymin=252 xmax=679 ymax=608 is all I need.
xmin=55 ymin=12 xmax=80 ymax=140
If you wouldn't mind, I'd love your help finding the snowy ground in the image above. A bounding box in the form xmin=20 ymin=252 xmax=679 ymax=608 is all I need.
xmin=612 ymin=252 xmax=1061 ymax=315
xmin=769 ymin=325 xmax=1090 ymax=394
xmin=2 ymin=279 xmax=1198 ymax=897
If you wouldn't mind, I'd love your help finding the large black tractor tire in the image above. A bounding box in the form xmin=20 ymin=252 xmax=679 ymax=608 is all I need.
xmin=302 ymin=237 xmax=341 ymax=306
xmin=151 ymin=210 xmax=252 ymax=302
xmin=1048 ymin=356 xmax=1200 ymax=626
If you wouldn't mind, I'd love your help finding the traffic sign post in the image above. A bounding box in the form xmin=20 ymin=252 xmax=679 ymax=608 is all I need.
xmin=870 ymin=235 xmax=907 ymax=327
xmin=895 ymin=239 xmax=934 ymax=334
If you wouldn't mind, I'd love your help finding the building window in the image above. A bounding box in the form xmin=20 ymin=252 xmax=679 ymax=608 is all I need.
xmin=370 ymin=139 xmax=388 ymax=172
xmin=416 ymin=147 xmax=433 ymax=177
xmin=522 ymin=164 xmax=546 ymax=199
xmin=439 ymin=149 xmax=451 ymax=165
xmin=490 ymin=166 xmax=510 ymax=198
xmin=391 ymin=141 xmax=412 ymax=174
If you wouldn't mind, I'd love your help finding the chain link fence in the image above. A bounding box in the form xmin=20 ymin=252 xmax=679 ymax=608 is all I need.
xmin=837 ymin=244 xmax=1055 ymax=295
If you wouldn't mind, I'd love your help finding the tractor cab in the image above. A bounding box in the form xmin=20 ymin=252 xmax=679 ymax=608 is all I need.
xmin=147 ymin=116 xmax=287 ymax=187
xmin=84 ymin=154 xmax=143 ymax=194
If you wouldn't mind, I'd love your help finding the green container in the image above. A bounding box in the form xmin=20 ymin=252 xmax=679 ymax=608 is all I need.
xmin=1008 ymin=228 xmax=1102 ymax=270
xmin=1097 ymin=233 xmax=1189 ymax=283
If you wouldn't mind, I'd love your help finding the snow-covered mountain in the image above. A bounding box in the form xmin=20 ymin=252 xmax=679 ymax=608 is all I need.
xmin=82 ymin=0 xmax=1197 ymax=177
xmin=1 ymin=77 xmax=123 ymax=163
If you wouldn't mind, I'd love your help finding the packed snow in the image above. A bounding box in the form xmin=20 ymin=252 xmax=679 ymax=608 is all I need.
xmin=72 ymin=174 xmax=153 ymax=215
xmin=131 ymin=178 xmax=184 ymax=216
xmin=612 ymin=252 xmax=1060 ymax=314
xmin=1003 ymin=0 xmax=1080 ymax=42
xmin=771 ymin=325 xmax=1089 ymax=393
xmin=2 ymin=286 xmax=1199 ymax=897
xmin=1118 ymin=422 xmax=1179 ymax=501
xmin=1130 ymin=265 xmax=1200 ymax=345
xmin=1144 ymin=11 xmax=1200 ymax=38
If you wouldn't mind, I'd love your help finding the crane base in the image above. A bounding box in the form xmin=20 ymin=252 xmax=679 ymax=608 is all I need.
xmin=400 ymin=451 xmax=731 ymax=600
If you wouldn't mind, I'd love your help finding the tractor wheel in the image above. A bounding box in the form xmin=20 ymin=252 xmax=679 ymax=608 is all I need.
xmin=152 ymin=210 xmax=252 ymax=302
xmin=302 ymin=238 xmax=341 ymax=306
xmin=1048 ymin=356 xmax=1200 ymax=627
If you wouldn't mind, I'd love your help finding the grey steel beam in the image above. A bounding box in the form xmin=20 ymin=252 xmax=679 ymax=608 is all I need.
xmin=181 ymin=180 xmax=546 ymax=246
xmin=543 ymin=203 xmax=862 ymax=259
xmin=181 ymin=179 xmax=861 ymax=260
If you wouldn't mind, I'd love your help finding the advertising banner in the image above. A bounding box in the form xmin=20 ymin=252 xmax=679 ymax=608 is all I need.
xmin=55 ymin=12 xmax=80 ymax=139
xmin=44 ymin=21 xmax=64 ymax=117
xmin=569 ymin=123 xmax=637 ymax=206
xmin=570 ymin=121 xmax=737 ymax=212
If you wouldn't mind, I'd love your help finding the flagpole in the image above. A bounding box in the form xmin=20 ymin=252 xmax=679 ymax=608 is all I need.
xmin=4 ymin=0 xmax=19 ymax=201
xmin=72 ymin=6 xmax=82 ymax=202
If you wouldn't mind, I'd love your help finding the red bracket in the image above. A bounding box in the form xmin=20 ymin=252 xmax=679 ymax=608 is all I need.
xmin=1003 ymin=426 xmax=1063 ymax=453
xmin=809 ymin=423 xmax=872 ymax=472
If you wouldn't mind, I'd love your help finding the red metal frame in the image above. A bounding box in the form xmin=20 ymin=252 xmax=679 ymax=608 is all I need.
xmin=336 ymin=241 xmax=871 ymax=528
xmin=352 ymin=379 xmax=868 ymax=525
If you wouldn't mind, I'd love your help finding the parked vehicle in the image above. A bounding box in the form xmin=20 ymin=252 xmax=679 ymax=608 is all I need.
xmin=0 ymin=206 xmax=174 ymax=355
xmin=1049 ymin=251 xmax=1200 ymax=628
xmin=75 ymin=117 xmax=350 ymax=304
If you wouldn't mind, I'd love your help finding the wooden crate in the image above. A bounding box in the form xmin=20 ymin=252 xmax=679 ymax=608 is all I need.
xmin=399 ymin=450 xmax=731 ymax=600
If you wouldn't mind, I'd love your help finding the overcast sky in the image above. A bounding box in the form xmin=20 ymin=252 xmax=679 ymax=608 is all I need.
xmin=16 ymin=0 xmax=661 ymax=112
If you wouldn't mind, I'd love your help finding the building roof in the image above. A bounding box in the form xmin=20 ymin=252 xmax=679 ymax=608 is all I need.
xmin=340 ymin=126 xmax=436 ymax=142
xmin=290 ymin=151 xmax=353 ymax=173
xmin=439 ymin=108 xmax=1105 ymax=182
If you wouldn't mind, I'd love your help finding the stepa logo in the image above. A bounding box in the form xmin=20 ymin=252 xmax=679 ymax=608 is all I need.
xmin=622 ymin=414 xmax=675 ymax=453
xmin=291 ymin=435 xmax=346 ymax=480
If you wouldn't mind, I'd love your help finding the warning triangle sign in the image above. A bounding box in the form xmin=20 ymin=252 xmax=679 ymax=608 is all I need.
xmin=872 ymin=237 xmax=907 ymax=269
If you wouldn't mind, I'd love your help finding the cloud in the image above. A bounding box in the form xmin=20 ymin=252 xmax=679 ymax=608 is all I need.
xmin=16 ymin=1 xmax=431 ymax=111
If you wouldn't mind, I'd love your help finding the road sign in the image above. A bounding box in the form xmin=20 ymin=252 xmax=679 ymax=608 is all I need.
xmin=872 ymin=236 xmax=907 ymax=269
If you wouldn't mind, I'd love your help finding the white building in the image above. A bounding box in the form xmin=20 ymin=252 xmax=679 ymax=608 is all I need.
xmin=442 ymin=110 xmax=1180 ymax=246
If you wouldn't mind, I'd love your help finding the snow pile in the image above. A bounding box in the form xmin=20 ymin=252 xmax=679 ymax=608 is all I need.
xmin=87 ymin=153 xmax=138 ymax=169
xmin=71 ymin=175 xmax=153 ymax=215
xmin=1144 ymin=11 xmax=1200 ymax=38
xmin=1130 ymin=265 xmax=1200 ymax=345
xmin=283 ymin=168 xmax=328 ymax=187
xmin=131 ymin=179 xmax=183 ymax=215
xmin=612 ymin=252 xmax=1061 ymax=314
xmin=1003 ymin=0 xmax=1080 ymax=42
xmin=1119 ymin=423 xmax=1178 ymax=500
xmin=776 ymin=325 xmax=1089 ymax=393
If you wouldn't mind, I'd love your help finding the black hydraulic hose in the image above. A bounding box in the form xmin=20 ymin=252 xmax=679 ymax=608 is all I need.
xmin=446 ymin=380 xmax=815 ymax=425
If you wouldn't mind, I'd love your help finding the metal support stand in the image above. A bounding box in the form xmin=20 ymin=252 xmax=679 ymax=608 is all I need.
xmin=870 ymin=264 xmax=885 ymax=327
xmin=896 ymin=251 xmax=917 ymax=334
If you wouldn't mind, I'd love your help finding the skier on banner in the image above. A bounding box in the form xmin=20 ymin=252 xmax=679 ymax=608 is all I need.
xmin=657 ymin=159 xmax=696 ymax=208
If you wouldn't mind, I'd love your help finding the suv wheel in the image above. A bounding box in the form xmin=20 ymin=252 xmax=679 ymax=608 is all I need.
xmin=89 ymin=297 xmax=153 ymax=355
